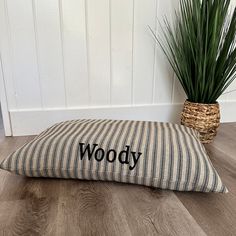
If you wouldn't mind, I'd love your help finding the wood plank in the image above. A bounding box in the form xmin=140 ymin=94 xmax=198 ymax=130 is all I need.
xmin=6 ymin=0 xmax=42 ymax=109
xmin=61 ymin=0 xmax=89 ymax=107
xmin=54 ymin=181 xmax=131 ymax=236
xmin=0 ymin=0 xmax=17 ymax=109
xmin=153 ymin=0 xmax=178 ymax=104
xmin=110 ymin=0 xmax=133 ymax=105
xmin=86 ymin=0 xmax=111 ymax=106
xmin=0 ymin=179 xmax=59 ymax=235
xmin=132 ymin=0 xmax=156 ymax=105
xmin=169 ymin=1 xmax=186 ymax=104
xmin=34 ymin=0 xmax=66 ymax=108
xmin=111 ymin=183 xmax=206 ymax=236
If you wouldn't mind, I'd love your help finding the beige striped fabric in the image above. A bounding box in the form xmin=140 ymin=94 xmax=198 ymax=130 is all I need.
xmin=0 ymin=119 xmax=227 ymax=193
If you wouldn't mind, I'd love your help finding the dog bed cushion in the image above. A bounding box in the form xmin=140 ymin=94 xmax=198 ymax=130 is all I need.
xmin=0 ymin=119 xmax=227 ymax=193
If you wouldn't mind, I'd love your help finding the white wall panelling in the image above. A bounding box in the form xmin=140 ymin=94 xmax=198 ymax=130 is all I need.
xmin=34 ymin=0 xmax=66 ymax=108
xmin=61 ymin=0 xmax=89 ymax=107
xmin=0 ymin=55 xmax=12 ymax=135
xmin=132 ymin=0 xmax=156 ymax=104
xmin=0 ymin=0 xmax=236 ymax=135
xmin=154 ymin=0 xmax=178 ymax=104
xmin=110 ymin=0 xmax=133 ymax=105
xmin=87 ymin=0 xmax=111 ymax=105
xmin=0 ymin=0 xmax=16 ymax=110
xmin=6 ymin=0 xmax=42 ymax=109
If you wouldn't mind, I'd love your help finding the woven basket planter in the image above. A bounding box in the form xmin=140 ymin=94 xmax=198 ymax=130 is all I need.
xmin=181 ymin=100 xmax=220 ymax=144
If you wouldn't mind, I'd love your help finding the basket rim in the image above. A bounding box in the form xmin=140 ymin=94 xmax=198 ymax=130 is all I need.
xmin=185 ymin=99 xmax=219 ymax=106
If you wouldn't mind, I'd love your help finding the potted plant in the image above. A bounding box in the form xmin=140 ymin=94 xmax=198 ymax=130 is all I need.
xmin=150 ymin=0 xmax=236 ymax=143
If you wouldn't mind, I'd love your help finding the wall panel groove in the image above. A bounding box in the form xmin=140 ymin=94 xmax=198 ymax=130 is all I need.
xmin=109 ymin=0 xmax=112 ymax=106
xmin=131 ymin=0 xmax=135 ymax=105
xmin=58 ymin=0 xmax=68 ymax=108
xmin=0 ymin=0 xmax=17 ymax=109
xmin=31 ymin=0 xmax=43 ymax=108
xmin=84 ymin=0 xmax=91 ymax=106
xmin=152 ymin=0 xmax=160 ymax=104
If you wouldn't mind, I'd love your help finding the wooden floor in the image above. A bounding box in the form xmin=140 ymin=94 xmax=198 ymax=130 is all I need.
xmin=0 ymin=121 xmax=236 ymax=236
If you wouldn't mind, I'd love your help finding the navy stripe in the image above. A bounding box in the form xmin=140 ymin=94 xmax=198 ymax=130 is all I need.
xmin=150 ymin=122 xmax=158 ymax=187
xmin=166 ymin=123 xmax=174 ymax=189
xmin=134 ymin=121 xmax=146 ymax=183
xmin=142 ymin=121 xmax=152 ymax=185
xmin=159 ymin=123 xmax=166 ymax=188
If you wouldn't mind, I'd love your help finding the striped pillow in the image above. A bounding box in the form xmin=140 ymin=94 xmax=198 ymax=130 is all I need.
xmin=0 ymin=119 xmax=227 ymax=193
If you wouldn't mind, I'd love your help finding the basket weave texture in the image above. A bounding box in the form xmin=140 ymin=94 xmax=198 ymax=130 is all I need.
xmin=181 ymin=100 xmax=220 ymax=144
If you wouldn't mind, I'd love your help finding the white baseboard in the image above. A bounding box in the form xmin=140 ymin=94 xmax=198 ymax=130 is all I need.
xmin=9 ymin=101 xmax=236 ymax=136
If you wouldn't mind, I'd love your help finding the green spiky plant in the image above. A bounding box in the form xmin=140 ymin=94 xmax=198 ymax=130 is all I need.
xmin=150 ymin=0 xmax=236 ymax=104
